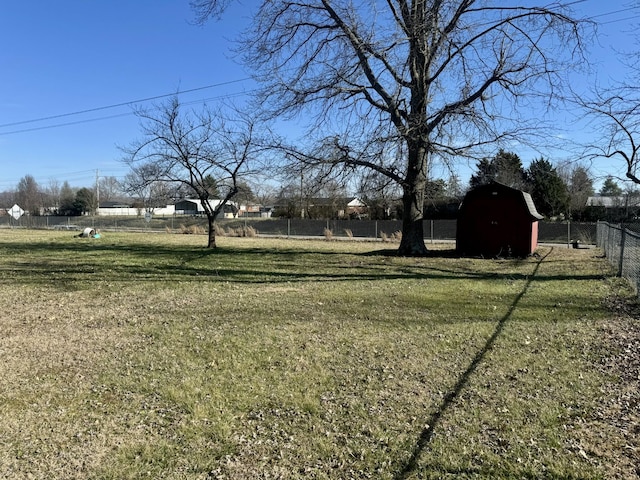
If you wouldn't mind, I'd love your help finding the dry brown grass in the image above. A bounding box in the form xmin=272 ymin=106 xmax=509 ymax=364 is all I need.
xmin=226 ymin=225 xmax=258 ymax=237
xmin=0 ymin=230 xmax=636 ymax=479
xmin=0 ymin=287 xmax=142 ymax=477
xmin=179 ymin=223 xmax=206 ymax=235
xmin=379 ymin=230 xmax=402 ymax=242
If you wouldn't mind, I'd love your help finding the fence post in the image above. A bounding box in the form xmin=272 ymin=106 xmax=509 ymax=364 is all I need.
xmin=567 ymin=220 xmax=571 ymax=248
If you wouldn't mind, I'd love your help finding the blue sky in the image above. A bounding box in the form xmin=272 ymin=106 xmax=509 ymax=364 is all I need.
xmin=0 ymin=0 xmax=638 ymax=193
xmin=0 ymin=0 xmax=256 ymax=190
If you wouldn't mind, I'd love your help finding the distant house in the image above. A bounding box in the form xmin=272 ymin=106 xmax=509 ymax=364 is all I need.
xmin=585 ymin=195 xmax=640 ymax=221
xmin=238 ymin=203 xmax=273 ymax=218
xmin=457 ymin=181 xmax=543 ymax=257
xmin=342 ymin=197 xmax=368 ymax=218
xmin=585 ymin=196 xmax=640 ymax=208
xmin=96 ymin=201 xmax=175 ymax=216
xmin=174 ymin=199 xmax=238 ymax=218
xmin=274 ymin=196 xmax=367 ymax=219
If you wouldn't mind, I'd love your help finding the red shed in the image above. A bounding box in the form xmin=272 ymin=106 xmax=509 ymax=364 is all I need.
xmin=456 ymin=182 xmax=543 ymax=257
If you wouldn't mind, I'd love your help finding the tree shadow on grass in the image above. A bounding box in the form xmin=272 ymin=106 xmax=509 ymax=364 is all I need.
xmin=363 ymin=247 xmax=459 ymax=258
xmin=393 ymin=248 xmax=552 ymax=479
xmin=365 ymin=247 xmax=543 ymax=260
xmin=0 ymin=240 xmax=603 ymax=289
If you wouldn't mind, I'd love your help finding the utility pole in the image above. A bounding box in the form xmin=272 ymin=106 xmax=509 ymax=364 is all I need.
xmin=95 ymin=169 xmax=100 ymax=212
xmin=300 ymin=170 xmax=304 ymax=219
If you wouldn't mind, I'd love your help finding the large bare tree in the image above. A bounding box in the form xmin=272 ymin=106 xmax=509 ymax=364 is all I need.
xmin=122 ymin=97 xmax=262 ymax=248
xmin=193 ymin=0 xmax=585 ymax=255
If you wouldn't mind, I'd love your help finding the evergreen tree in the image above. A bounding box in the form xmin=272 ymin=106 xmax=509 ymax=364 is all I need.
xmin=201 ymin=174 xmax=220 ymax=197
xmin=599 ymin=176 xmax=623 ymax=196
xmin=526 ymin=158 xmax=568 ymax=218
xmin=469 ymin=150 xmax=526 ymax=189
xmin=469 ymin=158 xmax=496 ymax=189
xmin=234 ymin=180 xmax=257 ymax=206
xmin=74 ymin=188 xmax=97 ymax=215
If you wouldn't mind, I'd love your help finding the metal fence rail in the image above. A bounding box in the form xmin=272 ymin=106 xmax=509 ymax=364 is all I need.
xmin=597 ymin=221 xmax=640 ymax=294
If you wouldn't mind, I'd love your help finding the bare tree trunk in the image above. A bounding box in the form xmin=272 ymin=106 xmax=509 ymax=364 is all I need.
xmin=398 ymin=143 xmax=428 ymax=256
xmin=399 ymin=191 xmax=428 ymax=256
xmin=207 ymin=214 xmax=216 ymax=249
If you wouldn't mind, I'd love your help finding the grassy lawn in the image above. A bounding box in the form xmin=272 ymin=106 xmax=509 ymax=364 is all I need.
xmin=0 ymin=229 xmax=635 ymax=479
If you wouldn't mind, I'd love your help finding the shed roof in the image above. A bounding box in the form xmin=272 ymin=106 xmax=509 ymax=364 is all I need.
xmin=522 ymin=191 xmax=544 ymax=220
xmin=462 ymin=181 xmax=542 ymax=220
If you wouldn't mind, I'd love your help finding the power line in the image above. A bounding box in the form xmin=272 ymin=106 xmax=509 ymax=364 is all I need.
xmin=588 ymin=6 xmax=637 ymax=20
xmin=599 ymin=14 xmax=640 ymax=26
xmin=581 ymin=1 xmax=640 ymax=25
xmin=0 ymin=88 xmax=258 ymax=136
xmin=0 ymin=77 xmax=253 ymax=130
xmin=0 ymin=112 xmax=133 ymax=136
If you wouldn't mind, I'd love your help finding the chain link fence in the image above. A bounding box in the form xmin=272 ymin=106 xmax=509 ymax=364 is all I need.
xmin=0 ymin=214 xmax=596 ymax=244
xmin=597 ymin=221 xmax=640 ymax=294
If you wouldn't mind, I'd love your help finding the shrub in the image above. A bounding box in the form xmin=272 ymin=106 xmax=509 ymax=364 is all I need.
xmin=179 ymin=224 xmax=202 ymax=235
xmin=214 ymin=223 xmax=226 ymax=237
xmin=324 ymin=228 xmax=334 ymax=241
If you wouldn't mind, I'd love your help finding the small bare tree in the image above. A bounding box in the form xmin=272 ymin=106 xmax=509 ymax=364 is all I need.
xmin=16 ymin=175 xmax=40 ymax=215
xmin=122 ymin=97 xmax=261 ymax=248
xmin=99 ymin=176 xmax=126 ymax=203
xmin=45 ymin=179 xmax=61 ymax=215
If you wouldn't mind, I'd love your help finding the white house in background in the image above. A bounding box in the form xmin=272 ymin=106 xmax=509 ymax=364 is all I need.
xmin=174 ymin=199 xmax=239 ymax=218
xmin=96 ymin=201 xmax=176 ymax=216
xmin=96 ymin=198 xmax=244 ymax=217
